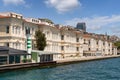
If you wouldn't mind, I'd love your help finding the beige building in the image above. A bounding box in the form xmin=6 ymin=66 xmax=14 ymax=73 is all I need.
xmin=0 ymin=12 xmax=38 ymax=50
xmin=83 ymin=33 xmax=116 ymax=56
xmin=0 ymin=12 xmax=118 ymax=58
xmin=39 ymin=24 xmax=84 ymax=57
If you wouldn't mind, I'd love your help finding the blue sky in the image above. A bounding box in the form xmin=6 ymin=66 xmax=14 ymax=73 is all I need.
xmin=0 ymin=0 xmax=120 ymax=36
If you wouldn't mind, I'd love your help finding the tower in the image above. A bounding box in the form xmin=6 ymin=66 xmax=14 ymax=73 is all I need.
xmin=76 ymin=22 xmax=86 ymax=32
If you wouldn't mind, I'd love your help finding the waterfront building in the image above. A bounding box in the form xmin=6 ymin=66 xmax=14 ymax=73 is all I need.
xmin=39 ymin=24 xmax=84 ymax=57
xmin=0 ymin=12 xmax=118 ymax=59
xmin=83 ymin=33 xmax=116 ymax=56
xmin=0 ymin=12 xmax=38 ymax=50
xmin=83 ymin=34 xmax=97 ymax=56
xmin=0 ymin=46 xmax=30 ymax=65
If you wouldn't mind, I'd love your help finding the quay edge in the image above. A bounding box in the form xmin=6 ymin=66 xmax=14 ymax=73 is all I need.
xmin=56 ymin=55 xmax=120 ymax=64
xmin=0 ymin=55 xmax=120 ymax=72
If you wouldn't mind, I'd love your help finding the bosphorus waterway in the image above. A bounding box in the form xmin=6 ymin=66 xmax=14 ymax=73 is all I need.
xmin=0 ymin=58 xmax=120 ymax=80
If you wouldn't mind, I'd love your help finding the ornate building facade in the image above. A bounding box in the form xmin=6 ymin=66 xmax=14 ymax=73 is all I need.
xmin=0 ymin=12 xmax=118 ymax=58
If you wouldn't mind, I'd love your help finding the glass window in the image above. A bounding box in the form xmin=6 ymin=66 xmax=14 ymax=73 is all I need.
xmin=103 ymin=42 xmax=105 ymax=45
xmin=109 ymin=43 xmax=110 ymax=46
xmin=61 ymin=46 xmax=64 ymax=50
xmin=6 ymin=26 xmax=9 ymax=33
xmin=88 ymin=40 xmax=90 ymax=45
xmin=97 ymin=48 xmax=98 ymax=51
xmin=0 ymin=56 xmax=7 ymax=65
xmin=76 ymin=38 xmax=79 ymax=42
xmin=12 ymin=26 xmax=14 ymax=34
xmin=25 ymin=27 xmax=30 ymax=34
xmin=89 ymin=48 xmax=90 ymax=51
xmin=84 ymin=39 xmax=86 ymax=44
xmin=76 ymin=47 xmax=79 ymax=51
xmin=103 ymin=49 xmax=105 ymax=51
xmin=16 ymin=27 xmax=17 ymax=34
xmin=61 ymin=35 xmax=64 ymax=40
xmin=5 ymin=43 xmax=9 ymax=47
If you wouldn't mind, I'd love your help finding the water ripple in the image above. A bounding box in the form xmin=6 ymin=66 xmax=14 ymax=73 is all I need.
xmin=0 ymin=58 xmax=120 ymax=80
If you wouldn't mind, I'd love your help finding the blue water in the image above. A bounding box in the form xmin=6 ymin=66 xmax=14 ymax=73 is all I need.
xmin=0 ymin=58 xmax=120 ymax=80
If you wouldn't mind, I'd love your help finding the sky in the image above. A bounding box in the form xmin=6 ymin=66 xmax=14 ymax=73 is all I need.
xmin=0 ymin=0 xmax=120 ymax=37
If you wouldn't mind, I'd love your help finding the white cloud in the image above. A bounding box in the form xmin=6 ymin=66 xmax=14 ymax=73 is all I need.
xmin=111 ymin=26 xmax=120 ymax=37
xmin=3 ymin=0 xmax=25 ymax=6
xmin=65 ymin=15 xmax=120 ymax=31
xmin=45 ymin=0 xmax=81 ymax=13
xmin=65 ymin=15 xmax=120 ymax=36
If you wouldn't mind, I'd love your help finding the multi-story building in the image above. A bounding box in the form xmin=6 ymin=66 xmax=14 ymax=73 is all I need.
xmin=76 ymin=22 xmax=86 ymax=32
xmin=0 ymin=12 xmax=118 ymax=58
xmin=0 ymin=12 xmax=38 ymax=50
xmin=83 ymin=33 xmax=115 ymax=56
xmin=39 ymin=24 xmax=84 ymax=57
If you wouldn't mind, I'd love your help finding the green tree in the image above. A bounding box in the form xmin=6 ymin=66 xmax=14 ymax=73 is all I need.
xmin=114 ymin=41 xmax=120 ymax=49
xmin=35 ymin=30 xmax=46 ymax=50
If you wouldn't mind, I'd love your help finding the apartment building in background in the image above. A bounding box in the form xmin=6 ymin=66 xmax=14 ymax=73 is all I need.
xmin=0 ymin=12 xmax=118 ymax=58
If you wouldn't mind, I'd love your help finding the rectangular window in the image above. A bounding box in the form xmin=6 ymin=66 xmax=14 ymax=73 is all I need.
xmin=6 ymin=43 xmax=9 ymax=47
xmin=103 ymin=49 xmax=105 ymax=51
xmin=88 ymin=40 xmax=90 ymax=45
xmin=96 ymin=41 xmax=98 ymax=45
xmin=84 ymin=39 xmax=86 ymax=44
xmin=0 ymin=56 xmax=7 ymax=65
xmin=103 ymin=42 xmax=105 ymax=45
xmin=89 ymin=48 xmax=90 ymax=51
xmin=61 ymin=35 xmax=64 ymax=40
xmin=6 ymin=26 xmax=9 ymax=33
xmin=97 ymin=48 xmax=98 ymax=51
xmin=109 ymin=43 xmax=110 ymax=46
xmin=26 ymin=27 xmax=30 ymax=34
xmin=12 ymin=26 xmax=14 ymax=34
xmin=76 ymin=47 xmax=79 ymax=51
xmin=61 ymin=46 xmax=64 ymax=50
xmin=76 ymin=38 xmax=79 ymax=42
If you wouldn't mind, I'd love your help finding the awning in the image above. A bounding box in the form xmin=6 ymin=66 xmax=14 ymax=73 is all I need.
xmin=0 ymin=46 xmax=29 ymax=55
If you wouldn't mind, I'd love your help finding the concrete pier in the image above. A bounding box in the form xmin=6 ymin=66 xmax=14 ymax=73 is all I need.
xmin=0 ymin=55 xmax=120 ymax=72
xmin=0 ymin=61 xmax=56 ymax=72
xmin=56 ymin=55 xmax=120 ymax=64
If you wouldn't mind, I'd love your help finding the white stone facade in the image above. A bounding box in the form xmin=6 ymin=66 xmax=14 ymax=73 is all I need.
xmin=0 ymin=12 xmax=118 ymax=57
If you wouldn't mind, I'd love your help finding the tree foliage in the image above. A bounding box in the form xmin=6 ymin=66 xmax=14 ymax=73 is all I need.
xmin=35 ymin=30 xmax=46 ymax=50
xmin=114 ymin=41 xmax=120 ymax=49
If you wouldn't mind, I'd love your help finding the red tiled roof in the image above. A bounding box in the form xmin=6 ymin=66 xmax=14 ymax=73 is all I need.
xmin=0 ymin=15 xmax=10 ymax=18
xmin=83 ymin=34 xmax=91 ymax=38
